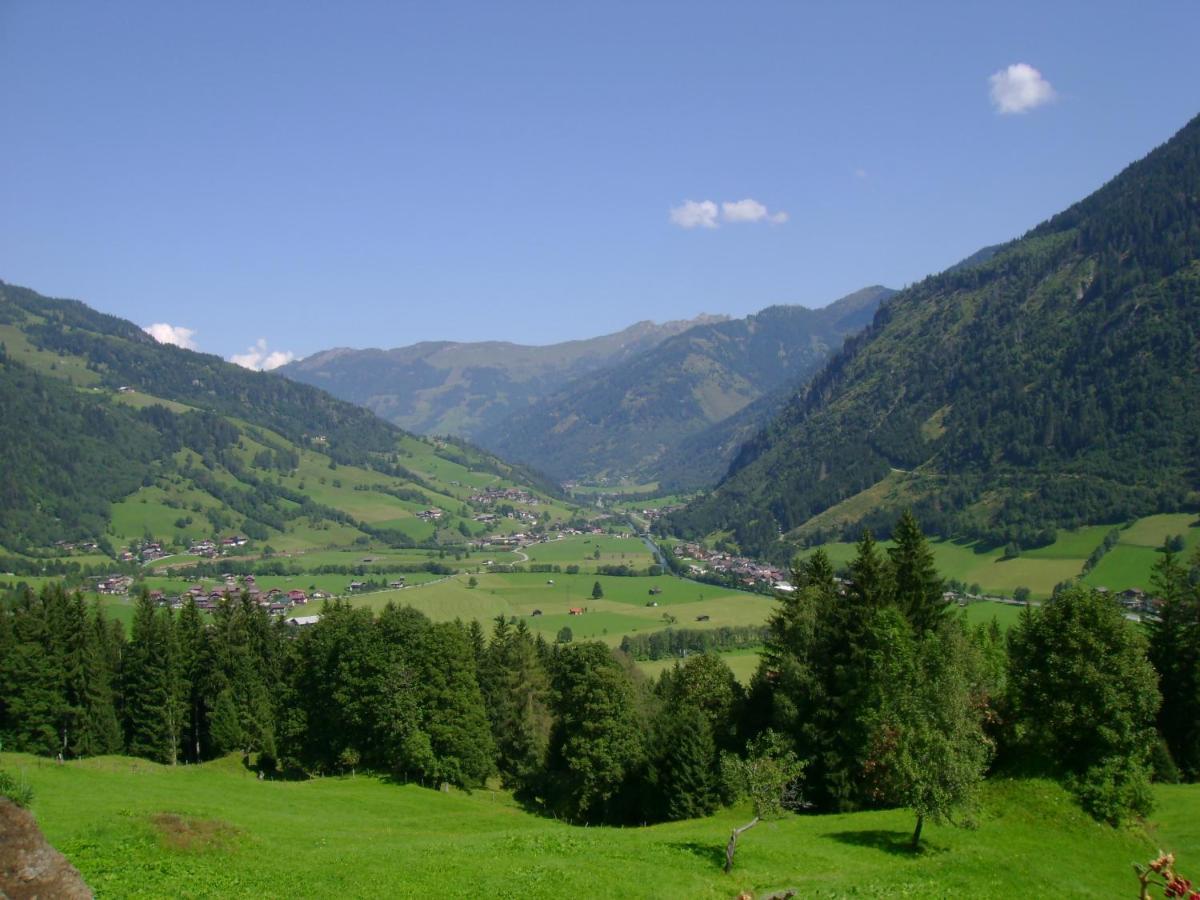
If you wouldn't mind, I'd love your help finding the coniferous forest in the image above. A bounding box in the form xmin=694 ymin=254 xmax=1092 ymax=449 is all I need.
xmin=3 ymin=514 xmax=1195 ymax=840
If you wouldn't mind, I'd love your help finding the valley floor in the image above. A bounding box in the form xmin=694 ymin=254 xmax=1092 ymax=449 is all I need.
xmin=3 ymin=752 xmax=1196 ymax=899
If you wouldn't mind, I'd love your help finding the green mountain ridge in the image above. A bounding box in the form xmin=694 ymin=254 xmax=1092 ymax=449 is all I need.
xmin=476 ymin=286 xmax=896 ymax=485
xmin=0 ymin=282 xmax=569 ymax=558
xmin=279 ymin=314 xmax=726 ymax=438
xmin=670 ymin=112 xmax=1200 ymax=558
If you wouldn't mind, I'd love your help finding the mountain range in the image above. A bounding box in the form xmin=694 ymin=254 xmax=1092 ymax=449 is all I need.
xmin=670 ymin=112 xmax=1200 ymax=559
xmin=475 ymin=286 xmax=895 ymax=487
xmin=279 ymin=314 xmax=725 ymax=438
xmin=282 ymin=287 xmax=894 ymax=487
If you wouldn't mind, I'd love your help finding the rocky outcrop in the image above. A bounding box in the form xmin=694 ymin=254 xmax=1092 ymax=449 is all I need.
xmin=0 ymin=798 xmax=92 ymax=899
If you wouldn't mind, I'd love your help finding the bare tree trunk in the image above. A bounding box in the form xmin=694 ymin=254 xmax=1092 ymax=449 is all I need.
xmin=724 ymin=817 xmax=759 ymax=873
xmin=911 ymin=814 xmax=924 ymax=850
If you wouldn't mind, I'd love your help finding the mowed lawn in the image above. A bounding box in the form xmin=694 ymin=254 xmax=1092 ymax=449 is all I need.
xmin=352 ymin=572 xmax=774 ymax=645
xmin=4 ymin=752 xmax=1196 ymax=899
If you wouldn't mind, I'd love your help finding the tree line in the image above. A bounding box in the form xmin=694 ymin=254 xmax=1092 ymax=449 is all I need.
xmin=1 ymin=513 xmax=1195 ymax=841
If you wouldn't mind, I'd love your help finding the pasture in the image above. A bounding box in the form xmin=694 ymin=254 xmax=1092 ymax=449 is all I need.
xmin=2 ymin=751 xmax=1195 ymax=899
xmin=350 ymin=571 xmax=773 ymax=646
xmin=792 ymin=514 xmax=1200 ymax=599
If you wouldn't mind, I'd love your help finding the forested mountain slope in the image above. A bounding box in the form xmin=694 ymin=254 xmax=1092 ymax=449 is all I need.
xmin=477 ymin=287 xmax=894 ymax=484
xmin=279 ymin=314 xmax=724 ymax=438
xmin=0 ymin=282 xmax=564 ymax=557
xmin=671 ymin=113 xmax=1200 ymax=558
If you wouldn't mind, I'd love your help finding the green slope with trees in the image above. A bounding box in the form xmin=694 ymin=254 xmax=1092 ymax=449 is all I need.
xmin=670 ymin=112 xmax=1200 ymax=559
xmin=0 ymin=280 xmax=569 ymax=558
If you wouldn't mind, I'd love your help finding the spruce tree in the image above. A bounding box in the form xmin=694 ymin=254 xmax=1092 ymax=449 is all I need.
xmin=888 ymin=511 xmax=947 ymax=635
xmin=1148 ymin=548 xmax=1200 ymax=780
xmin=123 ymin=595 xmax=185 ymax=764
xmin=540 ymin=642 xmax=646 ymax=823
xmin=410 ymin=621 xmax=495 ymax=787
xmin=63 ymin=592 xmax=121 ymax=757
xmin=655 ymin=705 xmax=719 ymax=821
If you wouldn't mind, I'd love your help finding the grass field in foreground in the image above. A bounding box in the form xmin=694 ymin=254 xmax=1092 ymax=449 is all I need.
xmin=3 ymin=752 xmax=1195 ymax=899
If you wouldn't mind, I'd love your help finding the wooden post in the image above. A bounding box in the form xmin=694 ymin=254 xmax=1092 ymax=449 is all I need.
xmin=724 ymin=817 xmax=759 ymax=873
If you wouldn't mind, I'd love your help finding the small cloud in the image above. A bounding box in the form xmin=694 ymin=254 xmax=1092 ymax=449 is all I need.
xmin=669 ymin=199 xmax=719 ymax=229
xmin=721 ymin=198 xmax=788 ymax=225
xmin=230 ymin=338 xmax=296 ymax=371
xmin=854 ymin=168 xmax=868 ymax=179
xmin=672 ymin=197 xmax=788 ymax=229
xmin=144 ymin=323 xmax=198 ymax=350
xmin=989 ymin=62 xmax=1056 ymax=114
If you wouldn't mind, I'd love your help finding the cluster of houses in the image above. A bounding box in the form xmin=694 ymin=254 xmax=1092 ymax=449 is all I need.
xmin=637 ymin=504 xmax=684 ymax=522
xmin=117 ymin=541 xmax=166 ymax=563
xmin=95 ymin=575 xmax=134 ymax=595
xmin=1099 ymin=586 xmax=1162 ymax=616
xmin=416 ymin=508 xmax=444 ymax=522
xmin=672 ymin=543 xmax=787 ymax=590
xmin=53 ymin=540 xmax=101 ymax=554
xmin=147 ymin=574 xmax=328 ymax=617
xmin=469 ymin=487 xmax=539 ymax=506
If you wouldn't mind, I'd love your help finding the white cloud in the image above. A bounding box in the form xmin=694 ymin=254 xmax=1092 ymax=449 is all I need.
xmin=671 ymin=197 xmax=788 ymax=229
xmin=854 ymin=168 xmax=868 ymax=179
xmin=230 ymin=338 xmax=296 ymax=371
xmin=144 ymin=323 xmax=198 ymax=350
xmin=722 ymin=198 xmax=788 ymax=224
xmin=669 ymin=199 xmax=719 ymax=229
xmin=989 ymin=63 xmax=1056 ymax=114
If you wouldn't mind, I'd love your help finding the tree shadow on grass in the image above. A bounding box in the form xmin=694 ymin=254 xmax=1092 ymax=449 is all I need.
xmin=665 ymin=841 xmax=727 ymax=870
xmin=824 ymin=829 xmax=944 ymax=857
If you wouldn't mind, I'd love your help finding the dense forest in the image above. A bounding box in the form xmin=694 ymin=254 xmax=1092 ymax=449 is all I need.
xmin=3 ymin=515 xmax=1194 ymax=839
xmin=670 ymin=113 xmax=1200 ymax=558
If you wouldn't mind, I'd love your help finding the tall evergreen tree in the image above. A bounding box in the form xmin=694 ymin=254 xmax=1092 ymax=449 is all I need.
xmin=1148 ymin=548 xmax=1200 ymax=780
xmin=888 ymin=511 xmax=948 ymax=635
xmin=62 ymin=591 xmax=121 ymax=757
xmin=0 ymin=588 xmax=63 ymax=754
xmin=123 ymin=595 xmax=185 ymax=764
xmin=481 ymin=617 xmax=551 ymax=793
xmin=410 ymin=621 xmax=495 ymax=787
xmin=654 ymin=704 xmax=719 ymax=821
xmin=540 ymin=642 xmax=646 ymax=823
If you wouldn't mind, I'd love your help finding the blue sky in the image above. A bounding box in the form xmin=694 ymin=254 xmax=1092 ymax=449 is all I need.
xmin=2 ymin=1 xmax=1198 ymax=366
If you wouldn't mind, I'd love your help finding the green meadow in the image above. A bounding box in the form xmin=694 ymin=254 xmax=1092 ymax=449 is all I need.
xmin=352 ymin=571 xmax=773 ymax=646
xmin=793 ymin=514 xmax=1200 ymax=600
xmin=3 ymin=752 xmax=1195 ymax=899
xmin=521 ymin=534 xmax=655 ymax=571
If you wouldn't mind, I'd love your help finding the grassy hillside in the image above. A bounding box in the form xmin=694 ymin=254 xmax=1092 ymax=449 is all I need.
xmin=671 ymin=113 xmax=1200 ymax=559
xmin=0 ymin=280 xmax=576 ymax=561
xmin=4 ymin=752 xmax=1195 ymax=899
